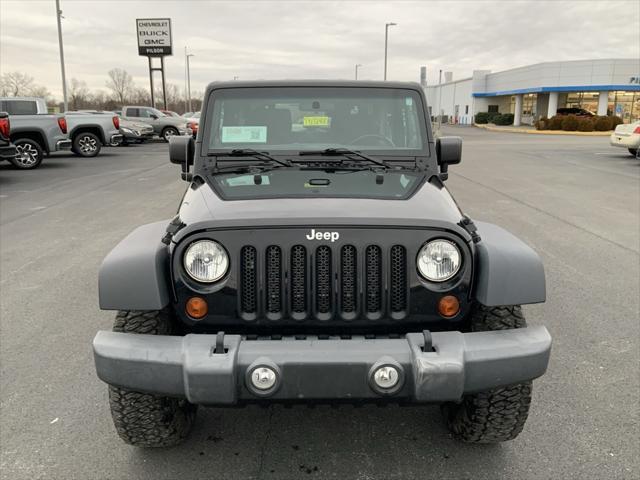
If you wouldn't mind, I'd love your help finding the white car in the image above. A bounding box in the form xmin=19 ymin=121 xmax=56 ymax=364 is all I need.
xmin=610 ymin=121 xmax=640 ymax=156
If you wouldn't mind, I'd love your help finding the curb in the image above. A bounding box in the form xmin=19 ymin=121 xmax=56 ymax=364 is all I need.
xmin=474 ymin=124 xmax=611 ymax=136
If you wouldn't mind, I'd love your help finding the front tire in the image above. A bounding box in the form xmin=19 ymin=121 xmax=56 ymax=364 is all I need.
xmin=443 ymin=305 xmax=533 ymax=443
xmin=629 ymin=148 xmax=638 ymax=157
xmin=107 ymin=309 xmax=197 ymax=447
xmin=11 ymin=139 xmax=44 ymax=169
xmin=162 ymin=127 xmax=179 ymax=142
xmin=72 ymin=132 xmax=101 ymax=157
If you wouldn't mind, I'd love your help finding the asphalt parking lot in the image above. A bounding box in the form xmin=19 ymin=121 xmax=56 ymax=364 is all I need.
xmin=1 ymin=127 xmax=638 ymax=480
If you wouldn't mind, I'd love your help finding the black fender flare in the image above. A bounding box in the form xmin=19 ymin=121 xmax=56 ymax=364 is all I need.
xmin=99 ymin=220 xmax=171 ymax=310
xmin=473 ymin=221 xmax=546 ymax=306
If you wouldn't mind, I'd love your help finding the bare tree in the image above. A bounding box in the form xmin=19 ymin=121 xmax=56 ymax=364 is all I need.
xmin=0 ymin=72 xmax=35 ymax=96
xmin=69 ymin=78 xmax=90 ymax=110
xmin=153 ymin=83 xmax=182 ymax=111
xmin=130 ymin=87 xmax=151 ymax=106
xmin=105 ymin=68 xmax=134 ymax=106
xmin=28 ymin=85 xmax=51 ymax=100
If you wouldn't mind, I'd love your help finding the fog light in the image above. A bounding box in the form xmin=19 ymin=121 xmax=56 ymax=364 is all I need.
xmin=250 ymin=367 xmax=277 ymax=390
xmin=373 ymin=366 xmax=399 ymax=389
xmin=438 ymin=295 xmax=460 ymax=318
xmin=186 ymin=297 xmax=208 ymax=319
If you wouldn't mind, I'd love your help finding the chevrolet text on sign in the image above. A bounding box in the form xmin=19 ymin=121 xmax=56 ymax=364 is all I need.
xmin=136 ymin=18 xmax=172 ymax=56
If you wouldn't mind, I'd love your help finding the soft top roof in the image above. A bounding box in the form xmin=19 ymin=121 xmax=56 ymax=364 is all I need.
xmin=204 ymin=79 xmax=425 ymax=92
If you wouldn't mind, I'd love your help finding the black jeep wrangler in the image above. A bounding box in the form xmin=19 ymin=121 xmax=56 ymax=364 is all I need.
xmin=93 ymin=81 xmax=551 ymax=447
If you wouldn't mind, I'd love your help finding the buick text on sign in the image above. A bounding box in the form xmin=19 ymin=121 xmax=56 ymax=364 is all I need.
xmin=136 ymin=18 xmax=172 ymax=56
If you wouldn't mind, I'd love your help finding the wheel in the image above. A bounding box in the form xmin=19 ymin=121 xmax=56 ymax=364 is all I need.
xmin=107 ymin=309 xmax=197 ymax=447
xmin=629 ymin=148 xmax=638 ymax=157
xmin=443 ymin=305 xmax=533 ymax=443
xmin=72 ymin=132 xmax=101 ymax=157
xmin=11 ymin=139 xmax=44 ymax=169
xmin=162 ymin=127 xmax=179 ymax=142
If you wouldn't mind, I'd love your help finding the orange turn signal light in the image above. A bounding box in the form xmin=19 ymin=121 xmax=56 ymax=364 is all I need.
xmin=438 ymin=295 xmax=460 ymax=318
xmin=186 ymin=297 xmax=208 ymax=319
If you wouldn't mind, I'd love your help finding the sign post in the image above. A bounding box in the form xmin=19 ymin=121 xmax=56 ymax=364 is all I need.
xmin=136 ymin=18 xmax=172 ymax=109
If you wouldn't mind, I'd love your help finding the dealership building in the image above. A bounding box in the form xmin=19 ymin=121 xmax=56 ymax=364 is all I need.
xmin=422 ymin=59 xmax=640 ymax=125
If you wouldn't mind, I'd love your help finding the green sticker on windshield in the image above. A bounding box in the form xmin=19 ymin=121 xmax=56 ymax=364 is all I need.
xmin=221 ymin=126 xmax=267 ymax=143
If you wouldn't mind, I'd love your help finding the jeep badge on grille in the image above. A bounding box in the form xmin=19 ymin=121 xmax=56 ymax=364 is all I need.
xmin=306 ymin=229 xmax=340 ymax=242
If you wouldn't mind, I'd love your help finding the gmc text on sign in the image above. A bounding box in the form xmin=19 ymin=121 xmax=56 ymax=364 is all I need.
xmin=136 ymin=18 xmax=172 ymax=56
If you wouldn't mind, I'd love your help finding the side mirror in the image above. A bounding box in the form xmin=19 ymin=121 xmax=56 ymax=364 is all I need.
xmin=436 ymin=136 xmax=462 ymax=180
xmin=169 ymin=135 xmax=195 ymax=171
xmin=150 ymin=114 xmax=158 ymax=120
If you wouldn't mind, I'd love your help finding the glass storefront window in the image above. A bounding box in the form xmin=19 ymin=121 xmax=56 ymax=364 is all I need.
xmin=565 ymin=92 xmax=599 ymax=114
xmin=608 ymin=92 xmax=639 ymax=123
xmin=522 ymin=93 xmax=537 ymax=116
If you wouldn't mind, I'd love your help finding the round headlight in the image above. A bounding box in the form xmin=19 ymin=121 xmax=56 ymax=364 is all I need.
xmin=183 ymin=240 xmax=229 ymax=283
xmin=417 ymin=239 xmax=461 ymax=282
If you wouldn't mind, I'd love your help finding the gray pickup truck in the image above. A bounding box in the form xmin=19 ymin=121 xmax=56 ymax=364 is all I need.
xmin=0 ymin=98 xmax=123 ymax=158
xmin=0 ymin=97 xmax=71 ymax=169
xmin=120 ymin=106 xmax=192 ymax=141
xmin=0 ymin=112 xmax=16 ymax=162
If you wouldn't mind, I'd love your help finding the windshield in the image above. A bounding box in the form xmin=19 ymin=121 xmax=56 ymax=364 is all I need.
xmin=206 ymin=87 xmax=426 ymax=155
xmin=212 ymin=169 xmax=424 ymax=200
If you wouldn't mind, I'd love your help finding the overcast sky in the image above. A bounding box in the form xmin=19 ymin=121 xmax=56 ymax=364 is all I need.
xmin=1 ymin=0 xmax=639 ymax=100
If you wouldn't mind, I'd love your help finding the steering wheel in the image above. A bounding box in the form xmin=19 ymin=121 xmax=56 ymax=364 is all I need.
xmin=349 ymin=134 xmax=396 ymax=147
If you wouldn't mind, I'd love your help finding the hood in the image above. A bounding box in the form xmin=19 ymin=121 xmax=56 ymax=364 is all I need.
xmin=175 ymin=178 xmax=466 ymax=240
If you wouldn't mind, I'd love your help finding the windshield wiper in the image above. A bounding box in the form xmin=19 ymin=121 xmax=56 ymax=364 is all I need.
xmin=297 ymin=148 xmax=389 ymax=167
xmin=208 ymin=148 xmax=291 ymax=167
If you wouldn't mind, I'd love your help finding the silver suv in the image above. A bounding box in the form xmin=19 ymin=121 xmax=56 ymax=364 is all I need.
xmin=120 ymin=106 xmax=191 ymax=141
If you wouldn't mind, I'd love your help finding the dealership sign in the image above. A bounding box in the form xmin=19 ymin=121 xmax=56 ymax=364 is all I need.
xmin=136 ymin=18 xmax=172 ymax=56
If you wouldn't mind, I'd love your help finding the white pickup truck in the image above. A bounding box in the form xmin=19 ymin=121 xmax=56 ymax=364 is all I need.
xmin=0 ymin=97 xmax=123 ymax=160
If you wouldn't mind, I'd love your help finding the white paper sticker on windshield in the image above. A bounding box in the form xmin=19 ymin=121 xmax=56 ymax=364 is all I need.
xmin=221 ymin=126 xmax=267 ymax=143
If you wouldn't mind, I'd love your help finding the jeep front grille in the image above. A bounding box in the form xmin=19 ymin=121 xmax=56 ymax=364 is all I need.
xmin=238 ymin=244 xmax=408 ymax=321
xmin=240 ymin=246 xmax=257 ymax=315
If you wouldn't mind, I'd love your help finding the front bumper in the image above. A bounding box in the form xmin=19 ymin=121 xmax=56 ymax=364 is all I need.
xmin=56 ymin=139 xmax=72 ymax=151
xmin=93 ymin=326 xmax=551 ymax=405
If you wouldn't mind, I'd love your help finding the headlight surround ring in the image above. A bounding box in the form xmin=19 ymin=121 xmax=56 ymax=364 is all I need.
xmin=183 ymin=239 xmax=229 ymax=283
xmin=417 ymin=239 xmax=462 ymax=282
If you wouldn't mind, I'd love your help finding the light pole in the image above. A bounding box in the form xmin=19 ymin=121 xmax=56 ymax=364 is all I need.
xmin=55 ymin=0 xmax=68 ymax=112
xmin=436 ymin=69 xmax=443 ymax=134
xmin=383 ymin=22 xmax=397 ymax=81
xmin=185 ymin=49 xmax=194 ymax=112
xmin=355 ymin=64 xmax=362 ymax=80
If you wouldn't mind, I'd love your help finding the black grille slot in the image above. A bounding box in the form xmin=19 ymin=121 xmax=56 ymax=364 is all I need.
xmin=240 ymin=246 xmax=257 ymax=314
xmin=315 ymin=246 xmax=332 ymax=314
xmin=365 ymin=245 xmax=382 ymax=313
xmin=291 ymin=245 xmax=307 ymax=313
xmin=340 ymin=245 xmax=357 ymax=313
xmin=390 ymin=245 xmax=407 ymax=312
xmin=265 ymin=246 xmax=282 ymax=314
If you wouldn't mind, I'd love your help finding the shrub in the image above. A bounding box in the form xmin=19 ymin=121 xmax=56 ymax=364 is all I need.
xmin=548 ymin=116 xmax=563 ymax=130
xmin=610 ymin=116 xmax=623 ymax=128
xmin=561 ymin=115 xmax=579 ymax=131
xmin=486 ymin=111 xmax=502 ymax=124
xmin=493 ymin=113 xmax=514 ymax=125
xmin=535 ymin=117 xmax=549 ymax=130
xmin=475 ymin=112 xmax=489 ymax=124
xmin=594 ymin=115 xmax=613 ymax=131
xmin=577 ymin=118 xmax=595 ymax=131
